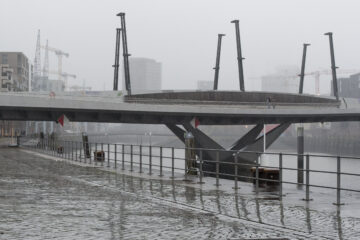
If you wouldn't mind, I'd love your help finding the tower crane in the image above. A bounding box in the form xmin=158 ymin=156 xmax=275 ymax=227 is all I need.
xmin=304 ymin=69 xmax=360 ymax=95
xmin=41 ymin=45 xmax=69 ymax=87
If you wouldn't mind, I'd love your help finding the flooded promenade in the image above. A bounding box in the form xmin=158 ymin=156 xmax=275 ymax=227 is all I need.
xmin=1 ymin=144 xmax=360 ymax=239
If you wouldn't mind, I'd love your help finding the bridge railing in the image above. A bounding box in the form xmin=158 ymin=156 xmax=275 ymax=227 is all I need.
xmin=19 ymin=136 xmax=360 ymax=206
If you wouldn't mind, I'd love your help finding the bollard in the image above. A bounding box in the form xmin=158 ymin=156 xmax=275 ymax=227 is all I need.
xmin=233 ymin=153 xmax=239 ymax=189
xmin=107 ymin=144 xmax=110 ymax=168
xmin=215 ymin=151 xmax=220 ymax=186
xmin=122 ymin=144 xmax=125 ymax=170
xmin=130 ymin=145 xmax=133 ymax=172
xmin=114 ymin=144 xmax=117 ymax=169
xmin=170 ymin=147 xmax=175 ymax=179
xmin=158 ymin=146 xmax=163 ymax=177
xmin=197 ymin=150 xmax=204 ymax=184
xmin=148 ymin=145 xmax=152 ymax=175
xmin=89 ymin=142 xmax=92 ymax=164
xmin=333 ymin=156 xmax=344 ymax=205
xmin=303 ymin=154 xmax=313 ymax=201
xmin=139 ymin=145 xmax=143 ymax=173
xmin=279 ymin=153 xmax=283 ymax=199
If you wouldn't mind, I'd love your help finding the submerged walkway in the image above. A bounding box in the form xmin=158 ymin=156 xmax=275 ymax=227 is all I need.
xmin=0 ymin=146 xmax=359 ymax=239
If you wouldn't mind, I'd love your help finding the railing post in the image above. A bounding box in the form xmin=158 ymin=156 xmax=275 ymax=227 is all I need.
xmin=158 ymin=146 xmax=163 ymax=177
xmin=122 ymin=144 xmax=125 ymax=170
xmin=256 ymin=153 xmax=259 ymax=194
xmin=101 ymin=143 xmax=104 ymax=167
xmin=279 ymin=153 xmax=283 ymax=199
xmin=333 ymin=156 xmax=344 ymax=206
xmin=303 ymin=154 xmax=312 ymax=201
xmin=170 ymin=147 xmax=175 ymax=179
xmin=139 ymin=145 xmax=143 ymax=173
xmin=107 ymin=143 xmax=110 ymax=168
xmin=130 ymin=144 xmax=133 ymax=172
xmin=72 ymin=141 xmax=74 ymax=161
xmin=197 ymin=149 xmax=204 ymax=184
xmin=89 ymin=142 xmax=92 ymax=165
xmin=75 ymin=141 xmax=78 ymax=161
xmin=215 ymin=150 xmax=220 ymax=187
xmin=95 ymin=143 xmax=98 ymax=166
xmin=233 ymin=152 xmax=239 ymax=189
xmin=148 ymin=145 xmax=152 ymax=175
xmin=79 ymin=141 xmax=83 ymax=163
xmin=114 ymin=144 xmax=117 ymax=169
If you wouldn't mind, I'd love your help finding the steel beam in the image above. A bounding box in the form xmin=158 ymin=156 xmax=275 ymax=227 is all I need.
xmin=325 ymin=32 xmax=339 ymax=101
xmin=113 ymin=28 xmax=122 ymax=91
xmin=213 ymin=34 xmax=225 ymax=90
xmin=229 ymin=124 xmax=263 ymax=151
xmin=231 ymin=20 xmax=245 ymax=91
xmin=299 ymin=43 xmax=310 ymax=94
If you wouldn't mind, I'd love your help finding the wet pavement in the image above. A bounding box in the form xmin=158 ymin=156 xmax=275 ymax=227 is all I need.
xmin=1 ymin=145 xmax=360 ymax=239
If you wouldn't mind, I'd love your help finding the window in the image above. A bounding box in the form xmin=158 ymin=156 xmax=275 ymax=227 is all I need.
xmin=1 ymin=54 xmax=8 ymax=64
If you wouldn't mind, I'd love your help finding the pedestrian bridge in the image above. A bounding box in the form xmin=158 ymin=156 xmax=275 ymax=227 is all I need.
xmin=0 ymin=90 xmax=358 ymax=125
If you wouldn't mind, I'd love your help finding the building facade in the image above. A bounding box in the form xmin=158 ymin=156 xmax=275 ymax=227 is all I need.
xmin=0 ymin=65 xmax=13 ymax=91
xmin=0 ymin=52 xmax=30 ymax=91
xmin=123 ymin=57 xmax=162 ymax=94
xmin=337 ymin=73 xmax=360 ymax=98
xmin=261 ymin=66 xmax=299 ymax=93
xmin=197 ymin=80 xmax=213 ymax=90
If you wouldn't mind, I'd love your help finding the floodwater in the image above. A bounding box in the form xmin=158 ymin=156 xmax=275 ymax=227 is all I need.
xmin=0 ymin=146 xmax=292 ymax=240
xmin=2 ymin=143 xmax=360 ymax=239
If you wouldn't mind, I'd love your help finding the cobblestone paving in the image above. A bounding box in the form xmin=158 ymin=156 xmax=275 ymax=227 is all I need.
xmin=1 ymin=147 xmax=359 ymax=239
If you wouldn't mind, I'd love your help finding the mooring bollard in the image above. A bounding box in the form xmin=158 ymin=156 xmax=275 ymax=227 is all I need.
xmin=114 ymin=144 xmax=117 ymax=169
xmin=334 ymin=156 xmax=344 ymax=206
xmin=215 ymin=151 xmax=220 ymax=187
xmin=139 ymin=145 xmax=143 ymax=173
xmin=159 ymin=146 xmax=163 ymax=177
xmin=279 ymin=153 xmax=283 ymax=199
xmin=149 ymin=145 xmax=152 ymax=175
xmin=122 ymin=144 xmax=125 ymax=170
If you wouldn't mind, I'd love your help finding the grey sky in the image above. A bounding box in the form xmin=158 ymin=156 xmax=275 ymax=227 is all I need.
xmin=1 ymin=0 xmax=359 ymax=93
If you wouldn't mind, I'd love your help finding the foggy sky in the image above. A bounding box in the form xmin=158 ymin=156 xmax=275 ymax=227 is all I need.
xmin=1 ymin=0 xmax=359 ymax=94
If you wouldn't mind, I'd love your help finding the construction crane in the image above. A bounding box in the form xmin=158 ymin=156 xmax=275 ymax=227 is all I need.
xmin=41 ymin=45 xmax=69 ymax=86
xmin=69 ymin=85 xmax=92 ymax=91
xmin=304 ymin=69 xmax=360 ymax=95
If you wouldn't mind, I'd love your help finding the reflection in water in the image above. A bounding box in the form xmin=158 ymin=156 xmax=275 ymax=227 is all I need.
xmin=280 ymin=201 xmax=285 ymax=226
xmin=171 ymin=182 xmax=177 ymax=202
xmin=216 ymin=190 xmax=222 ymax=214
xmin=305 ymin=203 xmax=312 ymax=233
xmin=199 ymin=187 xmax=205 ymax=210
xmin=234 ymin=190 xmax=241 ymax=218
xmin=255 ymin=198 xmax=262 ymax=223
xmin=336 ymin=209 xmax=343 ymax=240
xmin=185 ymin=186 xmax=196 ymax=203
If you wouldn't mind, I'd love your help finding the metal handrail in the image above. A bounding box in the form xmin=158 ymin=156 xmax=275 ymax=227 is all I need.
xmin=19 ymin=136 xmax=360 ymax=206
